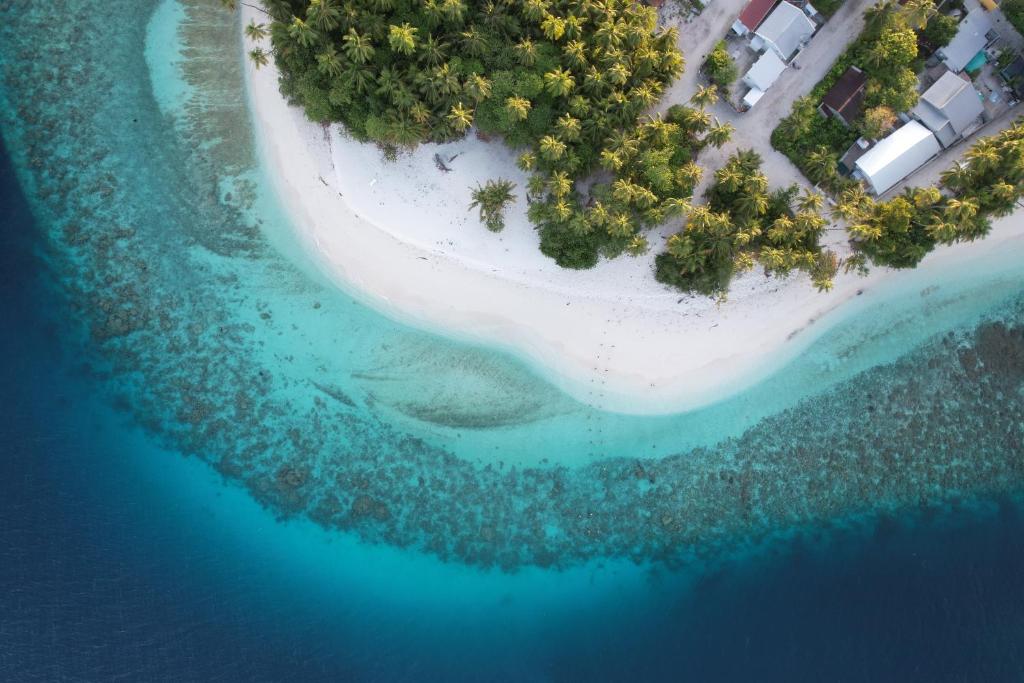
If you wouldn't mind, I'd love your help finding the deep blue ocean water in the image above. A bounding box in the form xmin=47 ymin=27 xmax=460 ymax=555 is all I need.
xmin=2 ymin=1 xmax=1024 ymax=679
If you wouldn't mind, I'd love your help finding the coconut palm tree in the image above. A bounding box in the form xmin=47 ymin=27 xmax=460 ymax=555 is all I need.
xmin=469 ymin=179 xmax=517 ymax=231
xmin=419 ymin=35 xmax=448 ymax=67
xmin=288 ymin=17 xmax=318 ymax=48
xmin=797 ymin=189 xmax=825 ymax=213
xmin=245 ymin=21 xmax=269 ymax=41
xmin=342 ymin=28 xmax=374 ymax=64
xmin=515 ymin=38 xmax=538 ymax=66
xmin=389 ymin=23 xmax=418 ymax=55
xmin=690 ymin=84 xmax=718 ymax=108
xmin=316 ymin=45 xmax=343 ymax=77
xmin=446 ymin=102 xmax=474 ymax=132
xmin=544 ymin=68 xmax=575 ymax=97
xmin=463 ymin=73 xmax=492 ymax=102
xmin=900 ymin=0 xmax=936 ymax=30
xmin=556 ymin=113 xmax=582 ymax=141
xmin=540 ymin=14 xmax=566 ymax=41
xmin=704 ymin=121 xmax=733 ymax=149
xmin=248 ymin=47 xmax=270 ymax=69
xmin=308 ymin=0 xmax=342 ymax=32
xmin=539 ymin=135 xmax=568 ymax=161
xmin=505 ymin=96 xmax=532 ymax=121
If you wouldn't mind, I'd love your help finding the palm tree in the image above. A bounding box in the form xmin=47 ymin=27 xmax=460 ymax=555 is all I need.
xmin=342 ymin=29 xmax=374 ymax=64
xmin=797 ymin=189 xmax=825 ymax=213
xmin=704 ymin=121 xmax=733 ymax=149
xmin=307 ymin=0 xmax=342 ymax=32
xmin=315 ymin=46 xmax=342 ymax=78
xmin=248 ymin=47 xmax=270 ymax=69
xmin=541 ymin=14 xmax=566 ymax=41
xmin=539 ymin=135 xmax=567 ymax=161
xmin=523 ymin=0 xmax=549 ymax=22
xmin=464 ymin=74 xmax=492 ymax=102
xmin=805 ymin=146 xmax=837 ymax=184
xmin=544 ymin=68 xmax=575 ymax=97
xmin=460 ymin=26 xmax=489 ymax=57
xmin=505 ymin=96 xmax=532 ymax=121
xmin=900 ymin=0 xmax=936 ymax=30
xmin=548 ymin=171 xmax=572 ymax=198
xmin=389 ymin=23 xmax=418 ymax=55
xmin=469 ymin=179 xmax=517 ymax=231
xmin=515 ymin=38 xmax=538 ymax=66
xmin=419 ymin=35 xmax=448 ymax=67
xmin=442 ymin=0 xmax=467 ymax=23
xmin=288 ymin=17 xmax=318 ymax=49
xmin=691 ymin=84 xmax=718 ymax=108
xmin=556 ymin=113 xmax=582 ymax=141
xmin=446 ymin=102 xmax=474 ymax=132
xmin=564 ymin=40 xmax=588 ymax=68
xmin=245 ymin=21 xmax=269 ymax=42
xmin=517 ymin=152 xmax=537 ymax=172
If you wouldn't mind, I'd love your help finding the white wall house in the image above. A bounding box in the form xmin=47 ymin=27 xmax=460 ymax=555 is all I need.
xmin=751 ymin=1 xmax=816 ymax=62
xmin=854 ymin=121 xmax=941 ymax=195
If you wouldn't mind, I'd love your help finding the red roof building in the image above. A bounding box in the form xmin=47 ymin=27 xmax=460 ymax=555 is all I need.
xmin=733 ymin=0 xmax=780 ymax=34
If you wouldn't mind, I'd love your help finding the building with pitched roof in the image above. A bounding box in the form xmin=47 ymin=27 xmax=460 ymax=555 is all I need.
xmin=938 ymin=8 xmax=998 ymax=73
xmin=912 ymin=70 xmax=984 ymax=147
xmin=819 ymin=66 xmax=868 ymax=126
xmin=732 ymin=0 xmax=779 ymax=35
xmin=854 ymin=120 xmax=941 ymax=195
xmin=742 ymin=49 xmax=788 ymax=107
xmin=751 ymin=1 xmax=816 ymax=62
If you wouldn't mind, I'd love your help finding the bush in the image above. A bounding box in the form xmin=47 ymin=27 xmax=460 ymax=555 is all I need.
xmin=703 ymin=41 xmax=738 ymax=88
xmin=922 ymin=14 xmax=958 ymax=50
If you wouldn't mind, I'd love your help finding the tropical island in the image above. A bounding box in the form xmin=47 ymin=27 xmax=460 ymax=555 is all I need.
xmin=225 ymin=0 xmax=1024 ymax=412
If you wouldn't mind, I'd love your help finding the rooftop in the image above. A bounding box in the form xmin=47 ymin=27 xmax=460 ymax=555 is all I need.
xmin=737 ymin=0 xmax=779 ymax=32
xmin=755 ymin=1 xmax=816 ymax=61
xmin=940 ymin=8 xmax=996 ymax=73
xmin=821 ymin=66 xmax=868 ymax=121
xmin=855 ymin=120 xmax=941 ymax=195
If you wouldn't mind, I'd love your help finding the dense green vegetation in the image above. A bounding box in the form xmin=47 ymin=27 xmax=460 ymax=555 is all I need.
xmin=772 ymin=0 xmax=935 ymax=193
xmin=921 ymin=12 xmax=957 ymax=50
xmin=469 ymin=178 xmax=517 ymax=231
xmin=840 ymin=122 xmax=1024 ymax=269
xmin=655 ymin=150 xmax=838 ymax=296
xmin=703 ymin=40 xmax=737 ymax=89
xmin=243 ymin=0 xmax=706 ymax=268
xmin=1003 ymin=0 xmax=1024 ymax=36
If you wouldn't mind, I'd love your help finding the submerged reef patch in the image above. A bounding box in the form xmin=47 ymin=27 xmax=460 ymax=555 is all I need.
xmin=1 ymin=0 xmax=1022 ymax=573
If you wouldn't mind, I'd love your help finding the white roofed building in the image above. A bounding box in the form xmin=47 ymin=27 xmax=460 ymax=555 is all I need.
xmin=912 ymin=71 xmax=985 ymax=147
xmin=741 ymin=50 xmax=787 ymax=107
xmin=938 ymin=8 xmax=997 ymax=73
xmin=752 ymin=1 xmax=816 ymax=61
xmin=853 ymin=121 xmax=941 ymax=195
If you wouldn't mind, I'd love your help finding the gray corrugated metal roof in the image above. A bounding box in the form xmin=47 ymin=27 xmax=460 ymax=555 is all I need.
xmin=754 ymin=1 xmax=815 ymax=60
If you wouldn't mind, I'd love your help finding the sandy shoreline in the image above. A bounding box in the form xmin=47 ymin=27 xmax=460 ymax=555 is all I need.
xmin=240 ymin=6 xmax=1024 ymax=415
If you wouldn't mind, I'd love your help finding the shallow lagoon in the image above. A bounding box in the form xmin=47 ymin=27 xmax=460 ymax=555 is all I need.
xmin=1 ymin=0 xmax=1023 ymax=678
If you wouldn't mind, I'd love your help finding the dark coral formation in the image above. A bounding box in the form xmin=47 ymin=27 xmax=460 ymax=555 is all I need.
xmin=1 ymin=0 xmax=1021 ymax=574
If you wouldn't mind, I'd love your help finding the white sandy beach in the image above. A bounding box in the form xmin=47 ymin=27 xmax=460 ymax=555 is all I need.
xmin=240 ymin=6 xmax=1024 ymax=415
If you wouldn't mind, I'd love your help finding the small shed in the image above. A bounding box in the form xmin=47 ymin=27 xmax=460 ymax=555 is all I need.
xmin=820 ymin=66 xmax=868 ymax=126
xmin=938 ymin=8 xmax=997 ymax=73
xmin=753 ymin=1 xmax=817 ymax=61
xmin=854 ymin=121 xmax=941 ymax=195
xmin=743 ymin=50 xmax=788 ymax=91
xmin=912 ymin=70 xmax=984 ymax=147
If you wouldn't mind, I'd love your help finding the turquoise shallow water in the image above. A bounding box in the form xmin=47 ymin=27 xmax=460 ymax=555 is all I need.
xmin=1 ymin=0 xmax=1023 ymax=602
